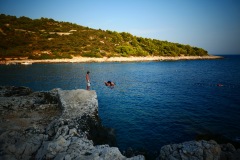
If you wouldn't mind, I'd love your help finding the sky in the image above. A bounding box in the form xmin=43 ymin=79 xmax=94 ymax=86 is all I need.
xmin=0 ymin=0 xmax=240 ymax=55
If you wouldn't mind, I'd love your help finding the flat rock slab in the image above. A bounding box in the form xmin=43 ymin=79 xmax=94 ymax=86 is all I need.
xmin=57 ymin=89 xmax=98 ymax=119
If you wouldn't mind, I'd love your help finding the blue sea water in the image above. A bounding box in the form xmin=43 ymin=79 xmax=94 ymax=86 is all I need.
xmin=0 ymin=55 xmax=240 ymax=153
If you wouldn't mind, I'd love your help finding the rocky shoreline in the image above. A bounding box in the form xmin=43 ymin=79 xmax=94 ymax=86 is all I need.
xmin=0 ymin=86 xmax=143 ymax=160
xmin=0 ymin=86 xmax=239 ymax=160
xmin=0 ymin=55 xmax=223 ymax=65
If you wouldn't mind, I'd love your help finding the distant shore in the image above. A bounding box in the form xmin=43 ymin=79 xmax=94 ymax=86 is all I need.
xmin=1 ymin=55 xmax=223 ymax=64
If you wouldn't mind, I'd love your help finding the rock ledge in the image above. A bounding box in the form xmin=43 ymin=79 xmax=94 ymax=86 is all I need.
xmin=0 ymin=86 xmax=143 ymax=160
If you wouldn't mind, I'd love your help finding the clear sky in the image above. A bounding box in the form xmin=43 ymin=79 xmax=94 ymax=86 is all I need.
xmin=0 ymin=0 xmax=240 ymax=55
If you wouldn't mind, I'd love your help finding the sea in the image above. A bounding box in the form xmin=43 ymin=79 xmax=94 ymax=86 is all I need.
xmin=0 ymin=55 xmax=240 ymax=155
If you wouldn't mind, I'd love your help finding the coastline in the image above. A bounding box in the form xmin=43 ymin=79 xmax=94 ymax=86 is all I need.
xmin=1 ymin=55 xmax=223 ymax=64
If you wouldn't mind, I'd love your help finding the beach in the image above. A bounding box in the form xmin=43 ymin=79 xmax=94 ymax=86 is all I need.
xmin=1 ymin=55 xmax=223 ymax=64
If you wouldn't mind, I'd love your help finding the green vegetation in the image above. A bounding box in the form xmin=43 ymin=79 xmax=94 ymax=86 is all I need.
xmin=0 ymin=14 xmax=208 ymax=59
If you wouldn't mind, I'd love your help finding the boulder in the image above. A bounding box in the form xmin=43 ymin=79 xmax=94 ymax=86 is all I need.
xmin=158 ymin=140 xmax=221 ymax=160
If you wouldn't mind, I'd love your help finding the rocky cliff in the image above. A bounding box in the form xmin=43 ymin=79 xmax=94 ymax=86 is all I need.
xmin=0 ymin=86 xmax=143 ymax=160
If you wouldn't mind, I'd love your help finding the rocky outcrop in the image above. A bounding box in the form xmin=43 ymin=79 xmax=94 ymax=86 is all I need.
xmin=158 ymin=140 xmax=240 ymax=160
xmin=158 ymin=140 xmax=221 ymax=160
xmin=0 ymin=86 xmax=144 ymax=160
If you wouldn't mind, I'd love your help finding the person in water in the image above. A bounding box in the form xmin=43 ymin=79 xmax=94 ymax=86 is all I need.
xmin=105 ymin=81 xmax=115 ymax=87
xmin=86 ymin=71 xmax=90 ymax=90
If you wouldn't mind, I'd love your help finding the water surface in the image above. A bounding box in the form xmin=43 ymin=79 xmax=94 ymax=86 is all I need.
xmin=0 ymin=55 xmax=240 ymax=153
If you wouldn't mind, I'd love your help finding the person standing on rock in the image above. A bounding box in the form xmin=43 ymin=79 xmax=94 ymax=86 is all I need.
xmin=86 ymin=71 xmax=90 ymax=90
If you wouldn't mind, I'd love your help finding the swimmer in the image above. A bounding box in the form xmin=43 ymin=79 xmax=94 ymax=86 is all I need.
xmin=104 ymin=81 xmax=115 ymax=87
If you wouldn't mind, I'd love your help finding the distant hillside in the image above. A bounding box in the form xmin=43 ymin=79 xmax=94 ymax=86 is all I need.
xmin=0 ymin=14 xmax=208 ymax=59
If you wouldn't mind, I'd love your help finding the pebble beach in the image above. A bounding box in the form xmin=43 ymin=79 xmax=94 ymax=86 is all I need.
xmin=1 ymin=55 xmax=223 ymax=64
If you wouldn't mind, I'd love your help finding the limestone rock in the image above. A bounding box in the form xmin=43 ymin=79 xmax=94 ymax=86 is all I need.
xmin=158 ymin=140 xmax=221 ymax=160
xmin=0 ymin=86 xmax=144 ymax=160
